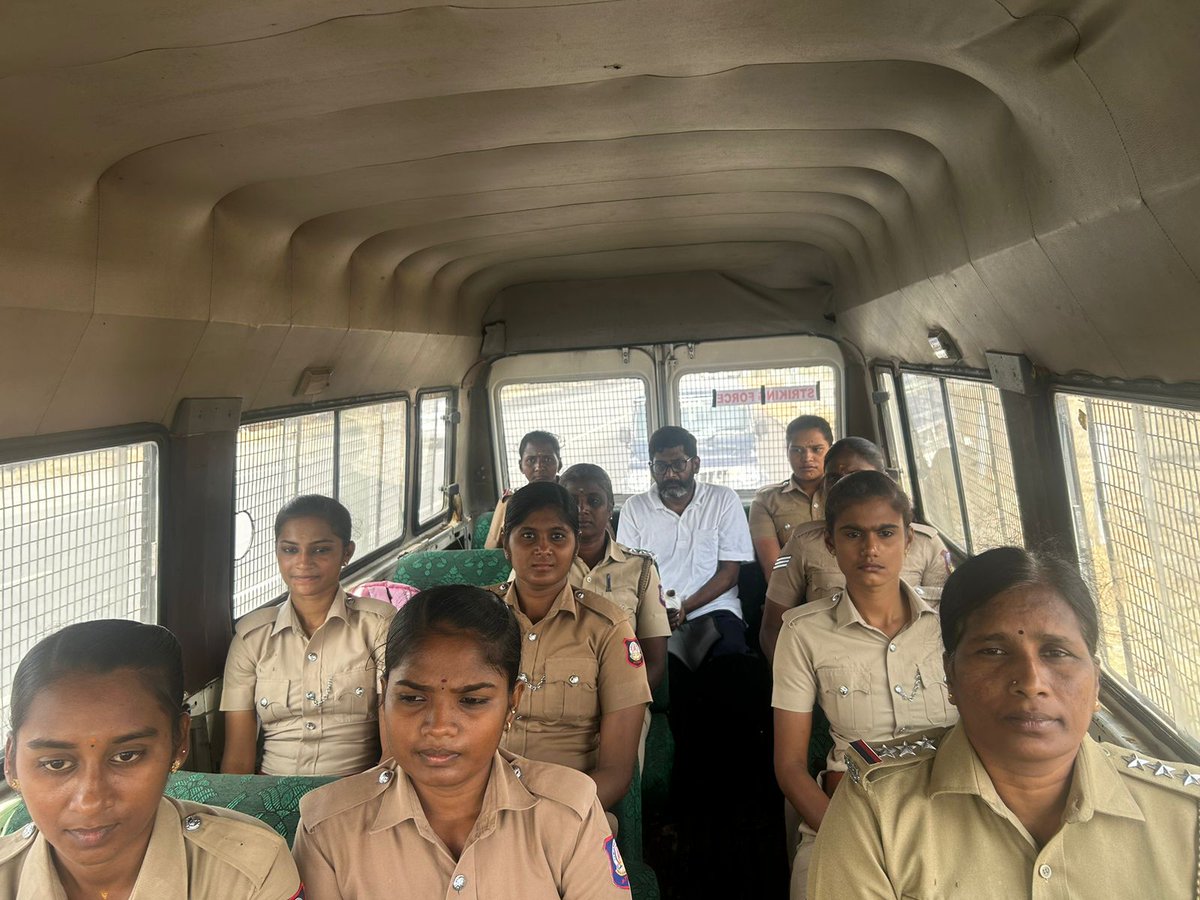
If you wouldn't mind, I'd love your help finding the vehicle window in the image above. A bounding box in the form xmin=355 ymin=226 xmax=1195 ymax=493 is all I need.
xmin=675 ymin=365 xmax=839 ymax=492
xmin=337 ymin=400 xmax=408 ymax=558
xmin=1 ymin=440 xmax=160 ymax=730
xmin=417 ymin=392 xmax=452 ymax=524
xmin=1056 ymin=393 xmax=1200 ymax=746
xmin=901 ymin=373 xmax=1023 ymax=553
xmin=496 ymin=377 xmax=651 ymax=496
xmin=876 ymin=369 xmax=914 ymax=498
xmin=233 ymin=412 xmax=336 ymax=617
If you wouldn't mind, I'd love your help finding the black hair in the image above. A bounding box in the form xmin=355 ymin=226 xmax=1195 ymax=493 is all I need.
xmin=9 ymin=620 xmax=186 ymax=735
xmin=274 ymin=494 xmax=353 ymax=544
xmin=940 ymin=547 xmax=1100 ymax=657
xmin=503 ymin=481 xmax=580 ymax=537
xmin=559 ymin=463 xmax=615 ymax=509
xmin=518 ymin=431 xmax=562 ymax=461
xmin=786 ymin=415 xmax=833 ymax=443
xmin=384 ymin=586 xmax=522 ymax=690
xmin=649 ymin=425 xmax=697 ymax=459
xmin=825 ymin=437 xmax=887 ymax=473
xmin=824 ymin=469 xmax=914 ymax=532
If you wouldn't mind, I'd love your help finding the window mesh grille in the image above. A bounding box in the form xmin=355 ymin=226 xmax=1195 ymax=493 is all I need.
xmin=877 ymin=370 xmax=914 ymax=498
xmin=496 ymin=378 xmax=651 ymax=497
xmin=902 ymin=374 xmax=967 ymax=546
xmin=1057 ymin=393 xmax=1200 ymax=745
xmin=338 ymin=401 xmax=408 ymax=558
xmin=945 ymin=380 xmax=1025 ymax=552
xmin=1 ymin=442 xmax=159 ymax=730
xmin=233 ymin=413 xmax=335 ymax=617
xmin=676 ymin=366 xmax=839 ymax=492
xmin=418 ymin=394 xmax=450 ymax=522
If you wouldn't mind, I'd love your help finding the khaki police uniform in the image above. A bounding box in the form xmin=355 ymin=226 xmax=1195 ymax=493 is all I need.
xmin=749 ymin=480 xmax=825 ymax=546
xmin=493 ymin=582 xmax=653 ymax=773
xmin=767 ymin=521 xmax=951 ymax=609
xmin=483 ymin=491 xmax=512 ymax=548
xmin=571 ymin=539 xmax=671 ymax=641
xmin=810 ymin=724 xmax=1200 ymax=899
xmin=0 ymin=796 xmax=303 ymax=900
xmin=293 ymin=752 xmax=633 ymax=899
xmin=221 ymin=590 xmax=396 ymax=777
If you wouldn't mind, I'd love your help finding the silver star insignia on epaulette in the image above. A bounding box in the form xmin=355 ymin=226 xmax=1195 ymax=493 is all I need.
xmin=915 ymin=737 xmax=938 ymax=751
xmin=878 ymin=745 xmax=898 ymax=759
xmin=1180 ymin=771 xmax=1200 ymax=787
xmin=1153 ymin=763 xmax=1177 ymax=778
xmin=1124 ymin=753 xmax=1152 ymax=771
xmin=897 ymin=742 xmax=917 ymax=757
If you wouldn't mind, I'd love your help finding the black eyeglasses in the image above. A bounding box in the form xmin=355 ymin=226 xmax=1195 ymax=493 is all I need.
xmin=650 ymin=457 xmax=696 ymax=475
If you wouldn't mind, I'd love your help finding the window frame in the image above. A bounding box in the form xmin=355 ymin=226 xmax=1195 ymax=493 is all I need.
xmin=413 ymin=387 xmax=457 ymax=534
xmin=232 ymin=392 xmax=412 ymax=617
xmin=872 ymin=363 xmax=915 ymax=499
xmin=1050 ymin=381 xmax=1200 ymax=762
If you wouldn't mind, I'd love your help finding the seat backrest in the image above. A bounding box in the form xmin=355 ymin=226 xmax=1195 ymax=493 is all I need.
xmin=393 ymin=548 xmax=510 ymax=589
xmin=472 ymin=510 xmax=494 ymax=547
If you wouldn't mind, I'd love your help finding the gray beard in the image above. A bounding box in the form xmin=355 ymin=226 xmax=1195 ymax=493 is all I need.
xmin=659 ymin=482 xmax=691 ymax=501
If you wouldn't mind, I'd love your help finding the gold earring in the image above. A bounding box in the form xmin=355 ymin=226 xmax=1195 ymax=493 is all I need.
xmin=7 ymin=778 xmax=19 ymax=792
xmin=170 ymin=760 xmax=182 ymax=774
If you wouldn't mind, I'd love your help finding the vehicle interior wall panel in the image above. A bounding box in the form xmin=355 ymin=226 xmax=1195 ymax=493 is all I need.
xmin=3 ymin=0 xmax=1200 ymax=444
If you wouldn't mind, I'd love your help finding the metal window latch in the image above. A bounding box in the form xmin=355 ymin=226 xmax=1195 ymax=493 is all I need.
xmin=442 ymin=409 xmax=461 ymax=424
xmin=686 ymin=342 xmax=696 ymax=359
xmin=621 ymin=346 xmax=631 ymax=365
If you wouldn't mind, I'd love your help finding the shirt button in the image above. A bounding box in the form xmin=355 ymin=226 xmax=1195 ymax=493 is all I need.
xmin=378 ymin=770 xmax=393 ymax=785
xmin=304 ymin=722 xmax=316 ymax=731
xmin=452 ymin=874 xmax=467 ymax=892
xmin=355 ymin=687 xmax=365 ymax=696
xmin=894 ymin=685 xmax=904 ymax=695
xmin=838 ymin=686 xmax=848 ymax=696
xmin=184 ymin=815 xmax=202 ymax=832
xmin=527 ymin=632 xmax=538 ymax=641
xmin=307 ymin=652 xmax=318 ymax=662
xmin=888 ymin=643 xmax=898 ymax=653
xmin=259 ymin=697 xmax=269 ymax=708
xmin=1038 ymin=864 xmax=1052 ymax=880
xmin=21 ymin=823 xmax=35 ymax=839
xmin=306 ymin=691 xmax=317 ymax=702
xmin=569 ymin=675 xmax=580 ymax=685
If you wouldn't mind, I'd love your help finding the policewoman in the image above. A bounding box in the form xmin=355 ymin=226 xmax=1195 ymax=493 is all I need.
xmin=559 ymin=463 xmax=670 ymax=695
xmin=772 ymin=470 xmax=958 ymax=899
xmin=292 ymin=586 xmax=631 ymax=898
xmin=2 ymin=620 xmax=303 ymax=900
xmin=483 ymin=431 xmax=562 ymax=548
xmin=761 ymin=437 xmax=951 ymax=663
xmin=221 ymin=495 xmax=396 ymax=777
xmin=748 ymin=415 xmax=833 ymax=579
xmin=495 ymin=482 xmax=652 ymax=811
xmin=810 ymin=546 xmax=1200 ymax=899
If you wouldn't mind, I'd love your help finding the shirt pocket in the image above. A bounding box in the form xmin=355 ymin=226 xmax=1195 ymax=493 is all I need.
xmin=254 ymin=678 xmax=294 ymax=726
xmin=543 ymin=657 xmax=600 ymax=724
xmin=917 ymin=650 xmax=953 ymax=725
xmin=816 ymin=665 xmax=872 ymax=735
xmin=693 ymin=527 xmax=719 ymax=562
xmin=328 ymin=667 xmax=377 ymax=720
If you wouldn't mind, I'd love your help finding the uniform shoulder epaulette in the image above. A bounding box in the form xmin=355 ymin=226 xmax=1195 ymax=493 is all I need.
xmin=297 ymin=765 xmax=394 ymax=831
xmin=486 ymin=581 xmax=509 ymax=599
xmin=843 ymin=727 xmax=950 ymax=789
xmin=623 ymin=546 xmax=655 ymax=561
xmin=910 ymin=523 xmax=940 ymax=539
xmin=780 ymin=592 xmax=841 ymax=625
xmin=572 ymin=586 xmax=630 ymax=626
xmin=752 ymin=481 xmax=785 ymax=500
xmin=511 ymin=754 xmax=595 ymax=819
xmin=501 ymin=489 xmax=513 ymax=500
xmin=172 ymin=799 xmax=285 ymax=885
xmin=1102 ymin=743 xmax=1200 ymax=795
xmin=0 ymin=821 xmax=37 ymax=865
xmin=233 ymin=603 xmax=280 ymax=635
xmin=794 ymin=519 xmax=827 ymax=539
xmin=344 ymin=593 xmax=398 ymax=619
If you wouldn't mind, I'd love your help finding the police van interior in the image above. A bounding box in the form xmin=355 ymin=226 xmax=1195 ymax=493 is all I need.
xmin=2 ymin=0 xmax=1199 ymax=896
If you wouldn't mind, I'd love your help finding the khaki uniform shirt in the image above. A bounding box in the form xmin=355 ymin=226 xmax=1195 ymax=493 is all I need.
xmin=483 ymin=491 xmax=511 ymax=548
xmin=0 ymin=797 xmax=302 ymax=900
xmin=221 ymin=590 xmax=396 ymax=776
xmin=749 ymin=480 xmax=825 ymax=545
xmin=293 ymin=752 xmax=632 ymax=899
xmin=811 ymin=724 xmax=1200 ymax=899
xmin=767 ymin=521 xmax=951 ymax=609
xmin=571 ymin=539 xmax=671 ymax=641
xmin=772 ymin=582 xmax=958 ymax=772
xmin=494 ymin=582 xmax=652 ymax=771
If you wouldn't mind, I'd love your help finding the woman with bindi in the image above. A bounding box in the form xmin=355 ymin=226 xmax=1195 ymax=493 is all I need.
xmin=1 ymin=620 xmax=302 ymax=900
xmin=292 ymin=585 xmax=632 ymax=898
xmin=810 ymin=546 xmax=1200 ymax=898
xmin=220 ymin=494 xmax=396 ymax=776
xmin=771 ymin=470 xmax=958 ymax=898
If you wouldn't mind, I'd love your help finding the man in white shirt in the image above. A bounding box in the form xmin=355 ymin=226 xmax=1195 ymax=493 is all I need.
xmin=617 ymin=425 xmax=755 ymax=668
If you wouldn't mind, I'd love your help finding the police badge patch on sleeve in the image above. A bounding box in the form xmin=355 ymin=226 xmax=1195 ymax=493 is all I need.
xmin=605 ymin=835 xmax=631 ymax=890
xmin=624 ymin=638 xmax=644 ymax=667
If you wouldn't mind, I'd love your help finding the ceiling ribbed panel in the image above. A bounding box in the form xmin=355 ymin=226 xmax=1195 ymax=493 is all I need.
xmin=0 ymin=0 xmax=1197 ymax=436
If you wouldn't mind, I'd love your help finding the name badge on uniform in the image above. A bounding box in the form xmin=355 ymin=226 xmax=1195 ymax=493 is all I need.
xmin=605 ymin=835 xmax=630 ymax=890
xmin=624 ymin=639 xmax=644 ymax=667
